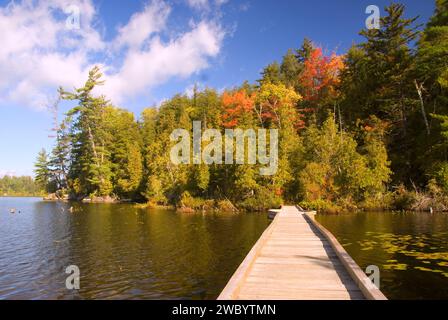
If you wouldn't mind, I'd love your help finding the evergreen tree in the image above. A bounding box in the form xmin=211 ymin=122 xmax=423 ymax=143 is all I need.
xmin=60 ymin=66 xmax=113 ymax=198
xmin=296 ymin=38 xmax=314 ymax=64
xmin=49 ymin=119 xmax=71 ymax=193
xmin=280 ymin=49 xmax=301 ymax=89
xmin=411 ymin=0 xmax=448 ymax=188
xmin=258 ymin=62 xmax=282 ymax=85
xmin=341 ymin=3 xmax=420 ymax=183
xmin=34 ymin=149 xmax=53 ymax=193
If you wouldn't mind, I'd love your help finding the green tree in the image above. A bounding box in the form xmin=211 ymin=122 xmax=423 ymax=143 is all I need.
xmin=49 ymin=119 xmax=70 ymax=193
xmin=60 ymin=66 xmax=113 ymax=198
xmin=105 ymin=107 xmax=143 ymax=199
xmin=34 ymin=149 xmax=53 ymax=193
xmin=280 ymin=49 xmax=301 ymax=89
xmin=341 ymin=3 xmax=420 ymax=183
xmin=299 ymin=116 xmax=390 ymax=209
xmin=258 ymin=62 xmax=282 ymax=85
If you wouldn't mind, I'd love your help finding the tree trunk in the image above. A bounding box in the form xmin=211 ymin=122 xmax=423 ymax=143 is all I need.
xmin=414 ymin=80 xmax=430 ymax=135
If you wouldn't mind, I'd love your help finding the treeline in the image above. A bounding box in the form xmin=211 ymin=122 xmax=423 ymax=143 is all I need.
xmin=0 ymin=175 xmax=41 ymax=197
xmin=35 ymin=1 xmax=448 ymax=211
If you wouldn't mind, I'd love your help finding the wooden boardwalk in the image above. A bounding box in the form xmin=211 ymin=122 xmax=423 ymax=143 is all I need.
xmin=218 ymin=206 xmax=387 ymax=300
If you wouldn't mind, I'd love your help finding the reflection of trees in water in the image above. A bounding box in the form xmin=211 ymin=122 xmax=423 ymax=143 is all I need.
xmin=317 ymin=211 xmax=448 ymax=299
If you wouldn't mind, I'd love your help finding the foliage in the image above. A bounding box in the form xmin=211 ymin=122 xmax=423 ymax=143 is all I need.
xmin=34 ymin=1 xmax=448 ymax=212
xmin=0 ymin=175 xmax=42 ymax=197
xmin=298 ymin=116 xmax=391 ymax=207
xmin=34 ymin=148 xmax=53 ymax=193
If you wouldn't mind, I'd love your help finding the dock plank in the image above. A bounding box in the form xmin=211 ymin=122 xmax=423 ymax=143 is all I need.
xmin=218 ymin=206 xmax=387 ymax=300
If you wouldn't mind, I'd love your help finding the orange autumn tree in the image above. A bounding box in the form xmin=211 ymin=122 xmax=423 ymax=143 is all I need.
xmin=298 ymin=47 xmax=344 ymax=113
xmin=221 ymin=90 xmax=257 ymax=128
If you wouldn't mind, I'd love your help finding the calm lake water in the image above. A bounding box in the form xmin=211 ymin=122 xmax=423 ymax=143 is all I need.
xmin=0 ymin=197 xmax=269 ymax=299
xmin=317 ymin=211 xmax=448 ymax=300
xmin=2 ymin=198 xmax=448 ymax=300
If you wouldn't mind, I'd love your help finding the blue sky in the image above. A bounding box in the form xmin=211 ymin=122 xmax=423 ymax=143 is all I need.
xmin=0 ymin=0 xmax=435 ymax=176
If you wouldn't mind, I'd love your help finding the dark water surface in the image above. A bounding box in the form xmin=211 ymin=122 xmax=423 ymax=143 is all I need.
xmin=316 ymin=211 xmax=448 ymax=300
xmin=0 ymin=197 xmax=269 ymax=299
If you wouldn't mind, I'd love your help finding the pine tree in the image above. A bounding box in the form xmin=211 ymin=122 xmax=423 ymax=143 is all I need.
xmin=280 ymin=49 xmax=301 ymax=89
xmin=49 ymin=120 xmax=71 ymax=193
xmin=61 ymin=66 xmax=113 ymax=198
xmin=411 ymin=0 xmax=448 ymax=188
xmin=258 ymin=62 xmax=282 ymax=85
xmin=34 ymin=149 xmax=52 ymax=193
xmin=106 ymin=108 xmax=143 ymax=199
xmin=296 ymin=38 xmax=314 ymax=64
xmin=341 ymin=3 xmax=420 ymax=183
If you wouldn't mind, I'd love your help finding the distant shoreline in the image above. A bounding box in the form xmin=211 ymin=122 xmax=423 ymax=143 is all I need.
xmin=0 ymin=195 xmax=42 ymax=198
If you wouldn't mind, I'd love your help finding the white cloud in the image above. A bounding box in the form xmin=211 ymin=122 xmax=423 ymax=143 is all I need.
xmin=186 ymin=0 xmax=228 ymax=12
xmin=0 ymin=0 xmax=103 ymax=109
xmin=102 ymin=21 xmax=224 ymax=103
xmin=187 ymin=0 xmax=209 ymax=10
xmin=113 ymin=0 xmax=170 ymax=50
xmin=0 ymin=0 xmax=226 ymax=109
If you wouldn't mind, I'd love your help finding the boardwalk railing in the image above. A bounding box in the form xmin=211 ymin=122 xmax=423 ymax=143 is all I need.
xmin=218 ymin=206 xmax=387 ymax=300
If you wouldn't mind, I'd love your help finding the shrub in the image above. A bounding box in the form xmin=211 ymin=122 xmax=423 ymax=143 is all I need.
xmin=179 ymin=191 xmax=204 ymax=210
xmin=239 ymin=187 xmax=282 ymax=211
xmin=299 ymin=199 xmax=341 ymax=213
xmin=390 ymin=185 xmax=417 ymax=211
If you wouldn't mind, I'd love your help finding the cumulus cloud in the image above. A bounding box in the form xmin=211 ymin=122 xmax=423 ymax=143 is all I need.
xmin=0 ymin=0 xmax=226 ymax=109
xmin=103 ymin=21 xmax=224 ymax=103
xmin=113 ymin=0 xmax=170 ymax=50
xmin=187 ymin=0 xmax=209 ymax=10
xmin=186 ymin=0 xmax=229 ymax=12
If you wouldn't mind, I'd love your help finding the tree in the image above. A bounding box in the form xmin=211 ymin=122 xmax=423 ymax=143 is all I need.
xmin=105 ymin=107 xmax=143 ymax=199
xmin=258 ymin=62 xmax=282 ymax=85
xmin=141 ymin=94 xmax=192 ymax=205
xmin=34 ymin=149 xmax=53 ymax=193
xmin=221 ymin=89 xmax=257 ymax=128
xmin=298 ymin=47 xmax=344 ymax=124
xmin=49 ymin=119 xmax=70 ymax=192
xmin=296 ymin=38 xmax=314 ymax=64
xmin=256 ymin=83 xmax=302 ymax=129
xmin=280 ymin=49 xmax=301 ymax=89
xmin=299 ymin=116 xmax=390 ymax=209
xmin=60 ymin=66 xmax=113 ymax=198
xmin=0 ymin=176 xmax=40 ymax=196
xmin=340 ymin=3 xmax=420 ymax=184
xmin=408 ymin=0 xmax=448 ymax=188
xmin=427 ymin=0 xmax=448 ymax=27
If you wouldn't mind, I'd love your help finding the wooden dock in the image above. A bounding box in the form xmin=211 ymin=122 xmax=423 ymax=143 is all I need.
xmin=218 ymin=206 xmax=387 ymax=300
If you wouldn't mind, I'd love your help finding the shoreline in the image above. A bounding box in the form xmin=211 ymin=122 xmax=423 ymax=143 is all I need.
xmin=5 ymin=195 xmax=446 ymax=214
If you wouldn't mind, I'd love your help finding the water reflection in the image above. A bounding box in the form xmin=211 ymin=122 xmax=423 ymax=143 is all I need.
xmin=317 ymin=211 xmax=448 ymax=299
xmin=0 ymin=198 xmax=268 ymax=300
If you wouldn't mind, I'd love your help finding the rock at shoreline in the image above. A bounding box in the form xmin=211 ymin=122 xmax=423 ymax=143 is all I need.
xmin=43 ymin=193 xmax=59 ymax=201
xmin=83 ymin=196 xmax=118 ymax=203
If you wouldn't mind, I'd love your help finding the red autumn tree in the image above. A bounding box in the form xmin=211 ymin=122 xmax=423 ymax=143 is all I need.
xmin=298 ymin=47 xmax=344 ymax=104
xmin=221 ymin=90 xmax=257 ymax=128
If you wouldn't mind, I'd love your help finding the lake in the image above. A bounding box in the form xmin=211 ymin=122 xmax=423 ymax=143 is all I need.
xmin=317 ymin=211 xmax=448 ymax=300
xmin=0 ymin=197 xmax=269 ymax=299
xmin=2 ymin=198 xmax=448 ymax=300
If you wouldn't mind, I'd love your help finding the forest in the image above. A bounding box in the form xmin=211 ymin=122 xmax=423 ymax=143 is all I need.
xmin=0 ymin=175 xmax=41 ymax=197
xmin=34 ymin=1 xmax=448 ymax=212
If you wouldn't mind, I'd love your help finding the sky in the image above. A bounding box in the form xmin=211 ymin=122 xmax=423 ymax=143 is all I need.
xmin=0 ymin=0 xmax=435 ymax=177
